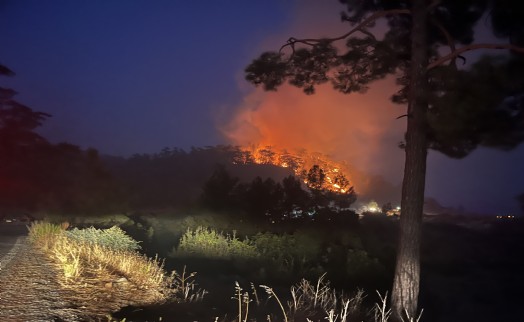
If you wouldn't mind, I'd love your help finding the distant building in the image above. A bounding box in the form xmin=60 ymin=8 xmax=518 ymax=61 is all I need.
xmin=386 ymin=206 xmax=401 ymax=216
xmin=495 ymin=215 xmax=516 ymax=220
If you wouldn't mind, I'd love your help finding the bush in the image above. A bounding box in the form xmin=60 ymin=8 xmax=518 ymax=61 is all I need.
xmin=26 ymin=221 xmax=194 ymax=310
xmin=66 ymin=226 xmax=142 ymax=252
xmin=252 ymin=231 xmax=321 ymax=276
xmin=173 ymin=226 xmax=259 ymax=260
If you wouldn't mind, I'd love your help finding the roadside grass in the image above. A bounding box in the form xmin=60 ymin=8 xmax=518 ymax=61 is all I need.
xmin=25 ymin=218 xmax=420 ymax=321
xmin=27 ymin=221 xmax=205 ymax=318
xmin=231 ymin=276 xmax=422 ymax=322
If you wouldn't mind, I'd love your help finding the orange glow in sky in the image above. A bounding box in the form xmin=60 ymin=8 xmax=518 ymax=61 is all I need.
xmin=222 ymin=78 xmax=406 ymax=195
xmin=220 ymin=1 xmax=408 ymax=197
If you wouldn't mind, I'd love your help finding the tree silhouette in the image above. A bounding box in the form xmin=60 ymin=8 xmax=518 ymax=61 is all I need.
xmin=201 ymin=164 xmax=239 ymax=211
xmin=0 ymin=67 xmax=51 ymax=159
xmin=306 ymin=165 xmax=325 ymax=190
xmin=241 ymin=176 xmax=284 ymax=220
xmin=244 ymin=1 xmax=524 ymax=318
xmin=0 ymin=63 xmax=124 ymax=214
xmin=281 ymin=175 xmax=310 ymax=218
xmin=0 ymin=64 xmax=51 ymax=211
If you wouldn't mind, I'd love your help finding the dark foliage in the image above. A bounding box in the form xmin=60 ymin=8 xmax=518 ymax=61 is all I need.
xmin=245 ymin=1 xmax=524 ymax=158
xmin=0 ymin=65 xmax=121 ymax=214
xmin=244 ymin=0 xmax=524 ymax=318
xmin=200 ymin=165 xmax=357 ymax=224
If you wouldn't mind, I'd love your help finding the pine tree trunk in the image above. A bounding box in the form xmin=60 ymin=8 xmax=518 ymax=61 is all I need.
xmin=391 ymin=0 xmax=428 ymax=320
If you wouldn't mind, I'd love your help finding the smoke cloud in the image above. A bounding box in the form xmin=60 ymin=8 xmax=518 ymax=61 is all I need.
xmin=221 ymin=1 xmax=406 ymax=201
xmin=219 ymin=1 xmax=524 ymax=214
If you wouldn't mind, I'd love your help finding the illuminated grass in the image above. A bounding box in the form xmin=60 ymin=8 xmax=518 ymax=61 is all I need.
xmin=66 ymin=226 xmax=141 ymax=252
xmin=174 ymin=226 xmax=259 ymax=260
xmin=27 ymin=221 xmax=205 ymax=311
xmin=27 ymin=221 xmax=63 ymax=250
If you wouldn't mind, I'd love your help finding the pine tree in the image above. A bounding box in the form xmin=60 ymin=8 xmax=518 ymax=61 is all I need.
xmin=244 ymin=0 xmax=524 ymax=319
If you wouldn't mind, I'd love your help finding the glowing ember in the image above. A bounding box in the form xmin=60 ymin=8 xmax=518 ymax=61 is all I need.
xmin=233 ymin=145 xmax=354 ymax=194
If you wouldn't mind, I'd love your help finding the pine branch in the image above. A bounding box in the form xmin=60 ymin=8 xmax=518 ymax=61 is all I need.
xmin=428 ymin=43 xmax=524 ymax=70
xmin=430 ymin=17 xmax=460 ymax=68
xmin=279 ymin=9 xmax=411 ymax=53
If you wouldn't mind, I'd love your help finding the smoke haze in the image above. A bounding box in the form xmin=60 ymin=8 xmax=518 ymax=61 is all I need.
xmin=221 ymin=1 xmax=524 ymax=214
xmin=222 ymin=1 xmax=406 ymax=200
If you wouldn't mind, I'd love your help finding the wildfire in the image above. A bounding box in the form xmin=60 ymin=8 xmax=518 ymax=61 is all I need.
xmin=233 ymin=145 xmax=354 ymax=194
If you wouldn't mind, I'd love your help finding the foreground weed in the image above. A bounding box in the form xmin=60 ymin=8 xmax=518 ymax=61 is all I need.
xmin=289 ymin=273 xmax=365 ymax=321
xmin=260 ymin=284 xmax=288 ymax=322
xmin=171 ymin=266 xmax=207 ymax=302
xmin=401 ymin=308 xmax=424 ymax=322
xmin=233 ymin=282 xmax=252 ymax=322
xmin=373 ymin=292 xmax=391 ymax=322
xmin=373 ymin=292 xmax=423 ymax=322
xmin=231 ymin=276 xmax=412 ymax=322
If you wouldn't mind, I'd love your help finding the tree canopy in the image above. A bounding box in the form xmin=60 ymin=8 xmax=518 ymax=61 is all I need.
xmin=246 ymin=1 xmax=524 ymax=158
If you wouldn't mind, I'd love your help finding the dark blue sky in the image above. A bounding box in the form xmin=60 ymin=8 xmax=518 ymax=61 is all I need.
xmin=1 ymin=0 xmax=523 ymax=215
xmin=0 ymin=0 xmax=293 ymax=154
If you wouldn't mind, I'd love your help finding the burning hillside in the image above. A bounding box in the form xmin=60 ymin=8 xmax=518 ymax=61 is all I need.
xmin=233 ymin=145 xmax=354 ymax=194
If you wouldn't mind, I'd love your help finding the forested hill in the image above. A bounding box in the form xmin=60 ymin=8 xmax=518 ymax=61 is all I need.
xmin=101 ymin=145 xmax=294 ymax=210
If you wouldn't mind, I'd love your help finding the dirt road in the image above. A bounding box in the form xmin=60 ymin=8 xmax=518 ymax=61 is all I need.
xmin=0 ymin=223 xmax=86 ymax=321
xmin=0 ymin=222 xmax=27 ymax=275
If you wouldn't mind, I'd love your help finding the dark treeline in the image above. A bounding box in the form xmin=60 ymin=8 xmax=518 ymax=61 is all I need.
xmin=104 ymin=145 xmax=359 ymax=225
xmin=0 ymin=139 xmax=119 ymax=214
xmin=103 ymin=145 xmax=307 ymax=213
xmin=200 ymin=163 xmax=357 ymax=223
xmin=104 ymin=145 xmax=242 ymax=210
xmin=1 ymin=65 xmax=119 ymax=215
xmin=1 ymin=60 xmax=360 ymax=219
xmin=1 ymin=112 xmax=359 ymax=220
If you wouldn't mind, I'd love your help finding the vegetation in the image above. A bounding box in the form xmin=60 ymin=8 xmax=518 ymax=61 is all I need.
xmin=10 ymin=210 xmax=523 ymax=321
xmin=27 ymin=221 xmax=205 ymax=318
xmin=65 ymin=225 xmax=142 ymax=252
xmin=231 ymin=276 xmax=424 ymax=322
xmin=1 ymin=2 xmax=523 ymax=320
xmin=201 ymin=165 xmax=358 ymax=224
xmin=167 ymin=224 xmax=387 ymax=291
xmin=244 ymin=0 xmax=524 ymax=318
xmin=0 ymin=66 xmax=121 ymax=215
xmin=174 ymin=226 xmax=259 ymax=260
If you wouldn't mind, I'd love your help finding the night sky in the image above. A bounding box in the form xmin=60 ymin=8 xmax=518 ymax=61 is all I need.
xmin=1 ymin=0 xmax=523 ymax=215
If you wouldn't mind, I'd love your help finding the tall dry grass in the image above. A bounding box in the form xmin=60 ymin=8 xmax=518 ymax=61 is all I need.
xmin=27 ymin=221 xmax=205 ymax=305
xmin=232 ymin=276 xmax=422 ymax=322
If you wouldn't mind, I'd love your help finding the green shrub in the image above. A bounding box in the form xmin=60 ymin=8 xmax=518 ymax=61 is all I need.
xmin=66 ymin=226 xmax=141 ymax=252
xmin=346 ymin=249 xmax=385 ymax=278
xmin=252 ymin=231 xmax=321 ymax=276
xmin=173 ymin=226 xmax=258 ymax=260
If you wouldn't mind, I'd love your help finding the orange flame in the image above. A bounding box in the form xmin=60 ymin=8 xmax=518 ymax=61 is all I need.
xmin=221 ymin=80 xmax=405 ymax=197
xmin=221 ymin=3 xmax=406 ymax=197
xmin=233 ymin=145 xmax=353 ymax=194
